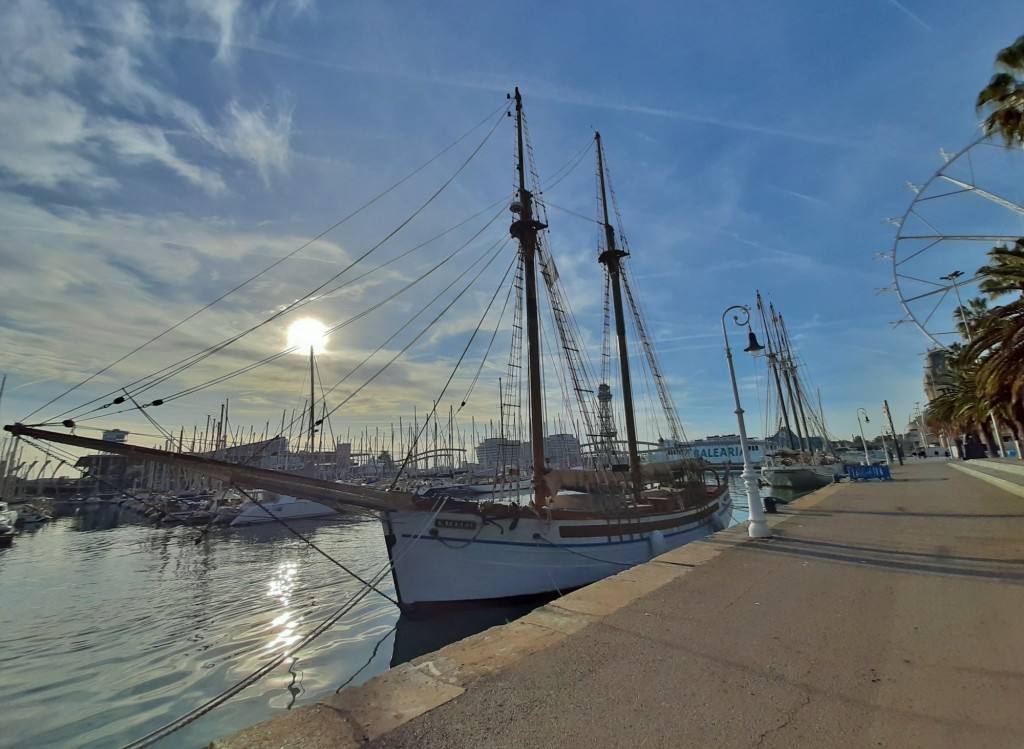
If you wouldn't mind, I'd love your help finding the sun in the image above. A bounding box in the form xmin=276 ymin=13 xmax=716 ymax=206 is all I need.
xmin=286 ymin=318 xmax=329 ymax=354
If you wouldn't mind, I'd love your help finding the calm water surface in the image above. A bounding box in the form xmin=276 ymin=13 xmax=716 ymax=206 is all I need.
xmin=0 ymin=479 xmax=774 ymax=749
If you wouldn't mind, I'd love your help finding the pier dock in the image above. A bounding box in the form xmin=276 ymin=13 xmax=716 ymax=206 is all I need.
xmin=215 ymin=459 xmax=1024 ymax=748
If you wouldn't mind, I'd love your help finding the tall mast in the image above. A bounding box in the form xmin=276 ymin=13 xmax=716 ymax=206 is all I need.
xmin=756 ymin=292 xmax=796 ymax=450
xmin=767 ymin=302 xmax=806 ymax=450
xmin=596 ymin=132 xmax=642 ymax=501
xmin=308 ymin=346 xmax=316 ymax=455
xmin=509 ymin=88 xmax=549 ymax=506
xmin=777 ymin=314 xmax=814 ymax=450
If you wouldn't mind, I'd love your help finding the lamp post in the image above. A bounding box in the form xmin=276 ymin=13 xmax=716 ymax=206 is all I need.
xmin=883 ymin=400 xmax=904 ymax=466
xmin=940 ymin=270 xmax=971 ymax=343
xmin=878 ymin=430 xmax=892 ymax=465
xmin=941 ymin=270 xmax=1008 ymax=458
xmin=856 ymin=408 xmax=871 ymax=465
xmin=722 ymin=305 xmax=770 ymax=539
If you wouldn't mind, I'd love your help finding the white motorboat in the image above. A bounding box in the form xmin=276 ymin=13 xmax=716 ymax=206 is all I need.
xmin=0 ymin=502 xmax=18 ymax=547
xmin=467 ymin=477 xmax=532 ymax=494
xmin=230 ymin=490 xmax=337 ymax=526
xmin=760 ymin=460 xmax=840 ymax=490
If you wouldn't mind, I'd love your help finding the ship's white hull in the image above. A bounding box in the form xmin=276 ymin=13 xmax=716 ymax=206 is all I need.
xmin=381 ymin=498 xmax=732 ymax=607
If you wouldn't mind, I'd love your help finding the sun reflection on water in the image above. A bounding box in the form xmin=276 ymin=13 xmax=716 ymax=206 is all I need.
xmin=267 ymin=561 xmax=298 ymax=606
xmin=265 ymin=562 xmax=303 ymax=652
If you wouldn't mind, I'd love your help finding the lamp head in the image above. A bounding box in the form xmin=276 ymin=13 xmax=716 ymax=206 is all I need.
xmin=743 ymin=329 xmax=765 ymax=355
xmin=864 ymin=415 xmax=870 ymax=423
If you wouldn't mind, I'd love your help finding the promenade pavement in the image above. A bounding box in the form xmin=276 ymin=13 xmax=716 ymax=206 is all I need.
xmin=218 ymin=459 xmax=1024 ymax=749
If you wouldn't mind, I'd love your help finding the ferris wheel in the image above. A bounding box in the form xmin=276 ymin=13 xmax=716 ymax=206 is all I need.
xmin=888 ymin=134 xmax=1024 ymax=348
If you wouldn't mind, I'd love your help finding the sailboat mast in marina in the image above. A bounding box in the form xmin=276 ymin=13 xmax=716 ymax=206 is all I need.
xmin=757 ymin=294 xmax=841 ymax=490
xmin=5 ymin=90 xmax=734 ymax=609
xmin=509 ymin=88 xmax=549 ymax=508
xmin=596 ymin=132 xmax=643 ymax=503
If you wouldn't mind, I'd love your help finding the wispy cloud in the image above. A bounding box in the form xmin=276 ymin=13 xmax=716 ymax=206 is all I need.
xmin=531 ymin=87 xmax=867 ymax=148
xmin=0 ymin=89 xmax=113 ymax=189
xmin=882 ymin=0 xmax=933 ymax=32
xmin=190 ymin=0 xmax=245 ymax=63
xmin=0 ymin=1 xmax=295 ymax=195
xmin=96 ymin=119 xmax=228 ymax=193
xmin=162 ymin=36 xmax=864 ymax=150
xmin=764 ymin=183 xmax=831 ymax=208
xmin=213 ymin=101 xmax=293 ymax=186
xmin=0 ymin=0 xmax=1010 ymax=450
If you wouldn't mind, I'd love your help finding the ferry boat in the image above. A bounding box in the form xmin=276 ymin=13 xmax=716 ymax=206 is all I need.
xmin=642 ymin=435 xmax=775 ymax=468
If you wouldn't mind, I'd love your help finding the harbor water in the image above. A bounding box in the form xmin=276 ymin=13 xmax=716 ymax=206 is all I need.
xmin=0 ymin=478 xmax=778 ymax=749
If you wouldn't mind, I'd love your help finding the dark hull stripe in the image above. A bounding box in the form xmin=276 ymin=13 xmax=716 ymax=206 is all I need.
xmin=557 ymin=502 xmax=719 ymax=538
xmin=395 ymin=512 xmax=720 ymax=549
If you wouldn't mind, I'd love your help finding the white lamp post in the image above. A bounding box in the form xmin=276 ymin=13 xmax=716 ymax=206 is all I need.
xmin=856 ymin=408 xmax=871 ymax=465
xmin=942 ymin=269 xmax=1011 ymax=459
xmin=722 ymin=305 xmax=771 ymax=539
xmin=878 ymin=431 xmax=892 ymax=465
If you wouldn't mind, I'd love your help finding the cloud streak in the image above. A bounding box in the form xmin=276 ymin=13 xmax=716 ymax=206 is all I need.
xmin=882 ymin=0 xmax=933 ymax=32
xmin=0 ymin=0 xmax=295 ymax=196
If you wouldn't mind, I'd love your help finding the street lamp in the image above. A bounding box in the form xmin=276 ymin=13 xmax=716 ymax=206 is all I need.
xmin=722 ymin=305 xmax=771 ymax=539
xmin=856 ymin=408 xmax=871 ymax=465
xmin=883 ymin=399 xmax=904 ymax=466
xmin=941 ymin=270 xmax=1006 ymax=458
xmin=878 ymin=431 xmax=892 ymax=465
xmin=940 ymin=270 xmax=971 ymax=343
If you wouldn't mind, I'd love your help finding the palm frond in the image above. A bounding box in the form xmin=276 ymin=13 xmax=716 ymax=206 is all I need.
xmin=995 ymin=35 xmax=1024 ymax=73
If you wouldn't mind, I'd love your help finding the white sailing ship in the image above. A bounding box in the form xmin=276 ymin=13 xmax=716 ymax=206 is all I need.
xmin=5 ymin=90 xmax=734 ymax=609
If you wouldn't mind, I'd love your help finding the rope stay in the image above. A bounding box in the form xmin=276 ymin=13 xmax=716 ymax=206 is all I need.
xmin=25 ymin=102 xmax=514 ymax=425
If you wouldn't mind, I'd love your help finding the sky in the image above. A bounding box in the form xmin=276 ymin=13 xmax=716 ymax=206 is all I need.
xmin=1 ymin=0 xmax=1022 ymax=475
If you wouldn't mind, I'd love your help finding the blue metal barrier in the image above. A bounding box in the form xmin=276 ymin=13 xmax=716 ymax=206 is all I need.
xmin=847 ymin=464 xmax=892 ymax=481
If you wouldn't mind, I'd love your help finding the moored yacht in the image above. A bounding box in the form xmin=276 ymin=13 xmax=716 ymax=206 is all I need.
xmin=760 ymin=456 xmax=841 ymax=489
xmin=0 ymin=502 xmax=17 ymax=547
xmin=230 ymin=490 xmax=337 ymax=526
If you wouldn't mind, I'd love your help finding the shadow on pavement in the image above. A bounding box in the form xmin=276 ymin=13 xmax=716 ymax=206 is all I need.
xmin=727 ymin=535 xmax=1024 ymax=582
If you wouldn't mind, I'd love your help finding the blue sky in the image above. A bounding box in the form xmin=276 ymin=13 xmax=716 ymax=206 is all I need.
xmin=1 ymin=0 xmax=1022 ymax=472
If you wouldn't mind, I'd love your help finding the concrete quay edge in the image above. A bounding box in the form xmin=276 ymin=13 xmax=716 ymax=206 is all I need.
xmin=949 ymin=460 xmax=1024 ymax=499
xmin=211 ymin=483 xmax=845 ymax=749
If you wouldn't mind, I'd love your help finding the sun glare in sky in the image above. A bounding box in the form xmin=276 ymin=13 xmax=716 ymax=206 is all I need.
xmin=286 ymin=318 xmax=329 ymax=354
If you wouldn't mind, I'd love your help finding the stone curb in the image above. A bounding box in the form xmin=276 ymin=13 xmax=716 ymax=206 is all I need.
xmin=949 ymin=461 xmax=1024 ymax=499
xmin=212 ymin=481 xmax=849 ymax=749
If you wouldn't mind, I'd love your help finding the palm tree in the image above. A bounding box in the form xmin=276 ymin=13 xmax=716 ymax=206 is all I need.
xmin=952 ymin=241 xmax=1024 ymax=453
xmin=977 ymin=36 xmax=1024 ymax=146
xmin=977 ymin=239 xmax=1024 ymax=296
xmin=970 ymin=243 xmax=1024 ymax=394
xmin=953 ymin=296 xmax=993 ymax=342
xmin=972 ymin=299 xmax=1024 ymax=404
xmin=924 ymin=352 xmax=997 ymax=454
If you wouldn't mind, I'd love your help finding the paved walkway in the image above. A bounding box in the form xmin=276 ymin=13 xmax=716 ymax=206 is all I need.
xmin=218 ymin=460 xmax=1024 ymax=749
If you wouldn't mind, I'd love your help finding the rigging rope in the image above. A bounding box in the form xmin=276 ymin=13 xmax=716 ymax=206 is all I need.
xmin=56 ymin=215 xmax=510 ymax=427
xmin=390 ymin=253 xmax=518 ymax=485
xmin=116 ymin=497 xmax=450 ymax=749
xmin=51 ymin=196 xmax=509 ymax=427
xmin=231 ymin=485 xmax=397 ymax=605
xmin=25 ymin=102 xmax=513 ymax=424
xmin=34 ymin=126 xmax=596 ymax=436
xmin=319 ymin=242 xmax=510 ymax=425
xmin=116 ymin=566 xmax=389 ymax=749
